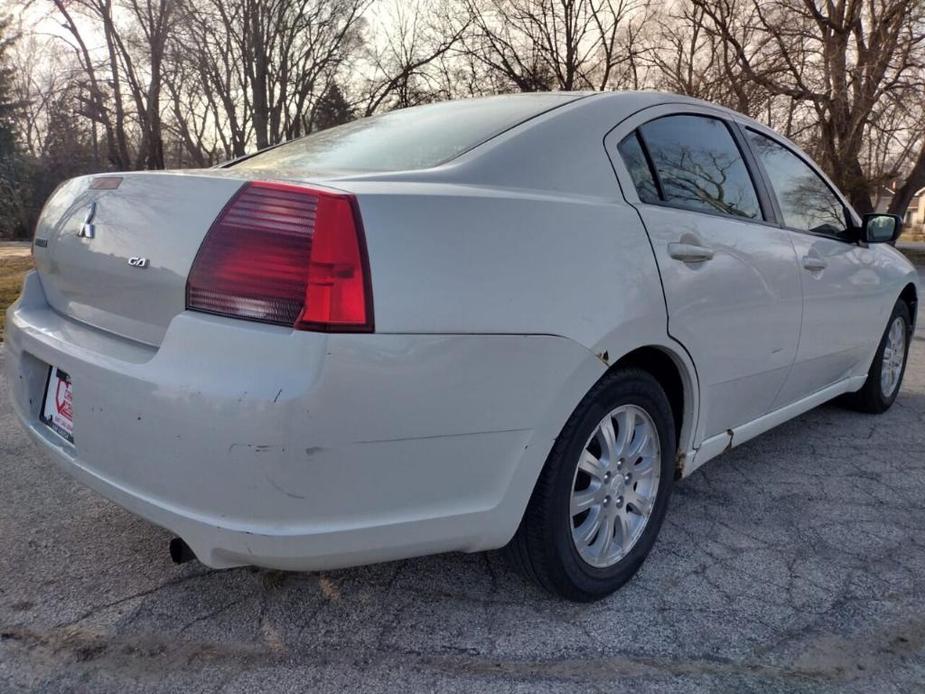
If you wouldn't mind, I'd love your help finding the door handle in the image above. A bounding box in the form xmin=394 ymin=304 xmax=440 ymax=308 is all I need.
xmin=668 ymin=242 xmax=714 ymax=263
xmin=801 ymin=255 xmax=827 ymax=271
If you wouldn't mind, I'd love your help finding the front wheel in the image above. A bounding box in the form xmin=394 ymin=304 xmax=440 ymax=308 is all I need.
xmin=847 ymin=301 xmax=911 ymax=413
xmin=506 ymin=368 xmax=676 ymax=602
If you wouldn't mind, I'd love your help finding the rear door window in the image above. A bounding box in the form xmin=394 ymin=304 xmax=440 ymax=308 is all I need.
xmin=637 ymin=115 xmax=762 ymax=220
xmin=746 ymin=130 xmax=849 ymax=237
xmin=617 ymin=133 xmax=659 ymax=203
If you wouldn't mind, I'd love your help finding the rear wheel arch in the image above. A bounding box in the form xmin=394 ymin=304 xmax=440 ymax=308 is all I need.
xmin=608 ymin=345 xmax=696 ymax=460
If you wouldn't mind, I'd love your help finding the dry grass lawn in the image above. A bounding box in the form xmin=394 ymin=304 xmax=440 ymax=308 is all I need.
xmin=0 ymin=254 xmax=31 ymax=341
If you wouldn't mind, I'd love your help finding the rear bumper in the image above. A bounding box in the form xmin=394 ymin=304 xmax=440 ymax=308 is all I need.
xmin=5 ymin=272 xmax=598 ymax=570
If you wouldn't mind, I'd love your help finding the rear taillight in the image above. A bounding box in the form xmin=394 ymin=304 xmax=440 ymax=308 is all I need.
xmin=187 ymin=181 xmax=373 ymax=332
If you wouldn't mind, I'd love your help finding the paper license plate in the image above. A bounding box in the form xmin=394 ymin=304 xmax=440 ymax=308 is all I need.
xmin=40 ymin=366 xmax=75 ymax=444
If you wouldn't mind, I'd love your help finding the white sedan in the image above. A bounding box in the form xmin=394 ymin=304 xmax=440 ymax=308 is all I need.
xmin=5 ymin=92 xmax=918 ymax=601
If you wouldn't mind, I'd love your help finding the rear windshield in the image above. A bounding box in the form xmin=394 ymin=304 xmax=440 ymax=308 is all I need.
xmin=231 ymin=94 xmax=582 ymax=174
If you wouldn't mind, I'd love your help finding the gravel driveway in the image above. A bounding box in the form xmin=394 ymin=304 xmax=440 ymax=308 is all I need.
xmin=1 ymin=307 xmax=924 ymax=693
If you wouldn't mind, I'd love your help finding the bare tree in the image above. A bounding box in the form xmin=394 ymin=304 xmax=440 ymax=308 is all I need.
xmin=161 ymin=54 xmax=221 ymax=166
xmin=176 ymin=0 xmax=367 ymax=154
xmin=690 ymin=0 xmax=925 ymax=213
xmin=50 ymin=0 xmax=131 ymax=168
xmin=173 ymin=0 xmax=251 ymax=158
xmin=9 ymin=0 xmax=925 ymax=225
xmin=644 ymin=1 xmax=768 ymax=116
xmin=49 ymin=0 xmax=180 ymax=169
xmin=359 ymin=0 xmax=469 ymax=116
xmin=121 ymin=0 xmax=179 ymax=168
xmin=461 ymin=0 xmax=651 ymax=91
xmin=876 ymin=64 xmax=925 ymax=216
xmin=889 ymin=132 xmax=925 ymax=217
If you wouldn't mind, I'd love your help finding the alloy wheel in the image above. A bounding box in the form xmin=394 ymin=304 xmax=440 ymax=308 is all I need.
xmin=569 ymin=404 xmax=661 ymax=568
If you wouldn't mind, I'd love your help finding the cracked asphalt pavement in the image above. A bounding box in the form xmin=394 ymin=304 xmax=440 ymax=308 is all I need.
xmin=1 ymin=299 xmax=924 ymax=693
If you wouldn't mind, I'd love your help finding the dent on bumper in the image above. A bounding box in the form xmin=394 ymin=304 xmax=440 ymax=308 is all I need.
xmin=5 ymin=272 xmax=601 ymax=570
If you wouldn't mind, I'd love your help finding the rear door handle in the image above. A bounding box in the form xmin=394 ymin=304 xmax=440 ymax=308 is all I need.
xmin=801 ymin=255 xmax=827 ymax=271
xmin=668 ymin=242 xmax=714 ymax=263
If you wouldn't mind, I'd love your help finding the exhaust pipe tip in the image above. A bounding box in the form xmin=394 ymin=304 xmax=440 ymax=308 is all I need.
xmin=169 ymin=537 xmax=197 ymax=565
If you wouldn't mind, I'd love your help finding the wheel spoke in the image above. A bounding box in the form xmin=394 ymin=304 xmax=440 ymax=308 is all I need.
xmin=626 ymin=427 xmax=652 ymax=462
xmin=574 ymin=506 xmax=603 ymax=545
xmin=571 ymin=486 xmax=599 ymax=516
xmin=597 ymin=416 xmax=618 ymax=464
xmin=627 ymin=491 xmax=653 ymax=517
xmin=892 ymin=322 xmax=904 ymax=345
xmin=633 ymin=454 xmax=657 ymax=477
xmin=591 ymin=512 xmax=616 ymax=560
xmin=615 ymin=408 xmax=636 ymax=458
xmin=578 ymin=450 xmax=607 ymax=481
xmin=615 ymin=510 xmax=632 ymax=554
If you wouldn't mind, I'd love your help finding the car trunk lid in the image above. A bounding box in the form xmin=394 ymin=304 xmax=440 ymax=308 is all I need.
xmin=33 ymin=172 xmax=249 ymax=346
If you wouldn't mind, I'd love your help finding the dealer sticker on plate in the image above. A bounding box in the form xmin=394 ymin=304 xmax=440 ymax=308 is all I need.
xmin=41 ymin=366 xmax=75 ymax=444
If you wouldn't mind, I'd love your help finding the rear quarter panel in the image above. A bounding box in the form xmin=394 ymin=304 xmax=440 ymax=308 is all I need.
xmin=348 ymin=181 xmax=669 ymax=354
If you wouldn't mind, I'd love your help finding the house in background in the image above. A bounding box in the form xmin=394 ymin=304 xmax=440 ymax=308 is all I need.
xmin=903 ymin=188 xmax=925 ymax=233
xmin=874 ymin=184 xmax=925 ymax=241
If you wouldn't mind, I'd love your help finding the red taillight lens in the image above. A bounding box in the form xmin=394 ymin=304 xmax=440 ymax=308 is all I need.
xmin=298 ymin=194 xmax=370 ymax=331
xmin=187 ymin=181 xmax=373 ymax=332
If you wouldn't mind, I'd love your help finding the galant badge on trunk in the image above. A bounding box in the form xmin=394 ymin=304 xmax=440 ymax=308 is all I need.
xmin=128 ymin=256 xmax=149 ymax=268
xmin=78 ymin=202 xmax=96 ymax=239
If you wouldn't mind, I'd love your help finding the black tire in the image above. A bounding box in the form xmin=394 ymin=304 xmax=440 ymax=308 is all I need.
xmin=505 ymin=367 xmax=676 ymax=602
xmin=845 ymin=300 xmax=911 ymax=414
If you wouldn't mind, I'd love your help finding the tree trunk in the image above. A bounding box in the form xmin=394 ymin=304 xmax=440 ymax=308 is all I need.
xmin=846 ymin=159 xmax=875 ymax=215
xmin=250 ymin=5 xmax=270 ymax=150
xmin=889 ymin=142 xmax=925 ymax=218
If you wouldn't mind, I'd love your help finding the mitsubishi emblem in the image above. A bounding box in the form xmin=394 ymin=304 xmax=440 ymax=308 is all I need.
xmin=78 ymin=202 xmax=96 ymax=239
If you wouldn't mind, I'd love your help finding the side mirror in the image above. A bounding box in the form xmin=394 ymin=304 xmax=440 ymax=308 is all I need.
xmin=861 ymin=213 xmax=902 ymax=244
